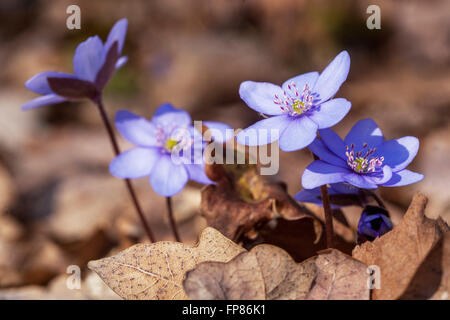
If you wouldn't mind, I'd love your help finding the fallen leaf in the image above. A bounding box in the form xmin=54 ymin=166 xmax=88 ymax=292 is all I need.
xmin=252 ymin=245 xmax=316 ymax=300
xmin=428 ymin=232 xmax=450 ymax=300
xmin=201 ymin=142 xmax=318 ymax=241
xmin=88 ymin=227 xmax=244 ymax=300
xmin=399 ymin=232 xmax=450 ymax=300
xmin=254 ymin=217 xmax=354 ymax=262
xmin=46 ymin=173 xmax=128 ymax=242
xmin=0 ymin=271 xmax=120 ymax=300
xmin=183 ymin=250 xmax=265 ymax=300
xmin=304 ymin=249 xmax=370 ymax=300
xmin=184 ymin=244 xmax=316 ymax=300
xmin=352 ymin=193 xmax=449 ymax=299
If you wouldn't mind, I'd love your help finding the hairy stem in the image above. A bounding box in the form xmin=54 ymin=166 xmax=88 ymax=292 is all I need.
xmin=312 ymin=153 xmax=335 ymax=248
xmin=93 ymin=96 xmax=155 ymax=243
xmin=166 ymin=196 xmax=181 ymax=242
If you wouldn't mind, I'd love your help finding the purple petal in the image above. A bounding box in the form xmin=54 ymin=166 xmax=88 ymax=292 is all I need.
xmin=279 ymin=116 xmax=318 ymax=151
xmin=203 ymin=121 xmax=234 ymax=143
xmin=330 ymin=182 xmax=360 ymax=194
xmin=282 ymin=72 xmax=319 ymax=92
xmin=342 ymin=173 xmax=378 ymax=189
xmin=239 ymin=81 xmax=285 ymax=116
xmin=344 ymin=118 xmax=384 ymax=149
xmin=153 ymin=103 xmax=177 ymax=116
xmin=109 ymin=147 xmax=160 ymax=178
xmin=295 ymin=187 xmax=342 ymax=209
xmin=313 ymin=50 xmax=350 ymax=102
xmin=382 ymin=169 xmax=424 ymax=187
xmin=308 ymin=98 xmax=351 ymax=129
xmin=152 ymin=103 xmax=192 ymax=127
xmin=295 ymin=182 xmax=359 ymax=209
xmin=104 ymin=18 xmax=128 ymax=55
xmin=184 ymin=134 xmax=206 ymax=165
xmin=236 ymin=115 xmax=290 ymax=146
xmin=115 ymin=110 xmax=157 ymax=147
xmin=308 ymin=138 xmax=347 ymax=168
xmin=368 ymin=165 xmax=393 ymax=185
xmin=301 ymin=160 xmax=350 ymax=189
xmin=25 ymin=71 xmax=75 ymax=95
xmin=185 ymin=163 xmax=213 ymax=185
xmin=294 ymin=188 xmax=322 ymax=205
xmin=169 ymin=127 xmax=204 ymax=165
xmin=318 ymin=128 xmax=346 ymax=159
xmin=115 ymin=56 xmax=128 ymax=69
xmin=375 ymin=137 xmax=419 ymax=172
xmin=73 ymin=36 xmax=105 ymax=82
xmin=21 ymin=94 xmax=66 ymax=110
xmin=150 ymin=154 xmax=188 ymax=196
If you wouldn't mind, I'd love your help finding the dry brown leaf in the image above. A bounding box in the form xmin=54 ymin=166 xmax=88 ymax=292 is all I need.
xmin=88 ymin=227 xmax=244 ymax=300
xmin=256 ymin=217 xmax=354 ymax=262
xmin=252 ymin=245 xmax=317 ymax=299
xmin=183 ymin=250 xmax=265 ymax=300
xmin=201 ymin=143 xmax=318 ymax=241
xmin=0 ymin=272 xmax=120 ymax=300
xmin=352 ymin=193 xmax=449 ymax=300
xmin=184 ymin=244 xmax=316 ymax=300
xmin=304 ymin=249 xmax=370 ymax=300
xmin=399 ymin=232 xmax=450 ymax=300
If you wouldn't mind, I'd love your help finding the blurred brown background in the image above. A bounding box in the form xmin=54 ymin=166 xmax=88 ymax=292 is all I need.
xmin=0 ymin=0 xmax=449 ymax=298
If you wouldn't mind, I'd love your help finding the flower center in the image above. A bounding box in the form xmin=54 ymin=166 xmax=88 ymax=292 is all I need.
xmin=155 ymin=124 xmax=193 ymax=154
xmin=274 ymin=82 xmax=314 ymax=116
xmin=345 ymin=143 xmax=384 ymax=174
xmin=165 ymin=138 xmax=179 ymax=151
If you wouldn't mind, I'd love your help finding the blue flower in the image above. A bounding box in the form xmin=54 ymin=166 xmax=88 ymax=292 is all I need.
xmin=357 ymin=205 xmax=393 ymax=240
xmin=109 ymin=103 xmax=231 ymax=197
xmin=302 ymin=118 xmax=424 ymax=190
xmin=22 ymin=18 xmax=128 ymax=110
xmin=236 ymin=51 xmax=351 ymax=151
xmin=294 ymin=182 xmax=360 ymax=209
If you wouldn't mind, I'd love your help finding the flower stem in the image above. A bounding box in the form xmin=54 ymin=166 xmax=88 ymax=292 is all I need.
xmin=312 ymin=153 xmax=335 ymax=248
xmin=92 ymin=96 xmax=155 ymax=243
xmin=166 ymin=196 xmax=181 ymax=242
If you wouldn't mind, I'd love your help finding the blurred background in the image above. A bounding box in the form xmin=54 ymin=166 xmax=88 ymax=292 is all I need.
xmin=0 ymin=0 xmax=449 ymax=298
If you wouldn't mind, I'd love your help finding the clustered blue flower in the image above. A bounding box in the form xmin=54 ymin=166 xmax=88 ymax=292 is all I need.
xmin=22 ymin=18 xmax=424 ymax=241
xmin=237 ymin=50 xmax=423 ymax=240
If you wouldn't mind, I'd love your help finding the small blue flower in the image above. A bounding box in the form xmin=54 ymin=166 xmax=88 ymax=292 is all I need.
xmin=357 ymin=205 xmax=393 ymax=240
xmin=302 ymin=118 xmax=424 ymax=190
xmin=236 ymin=51 xmax=351 ymax=151
xmin=294 ymin=182 xmax=360 ymax=209
xmin=22 ymin=18 xmax=128 ymax=110
xmin=109 ymin=103 xmax=231 ymax=197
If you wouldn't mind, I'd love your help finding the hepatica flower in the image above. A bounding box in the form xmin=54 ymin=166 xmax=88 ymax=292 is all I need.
xmin=357 ymin=205 xmax=393 ymax=240
xmin=302 ymin=119 xmax=424 ymax=190
xmin=109 ymin=103 xmax=231 ymax=197
xmin=22 ymin=18 xmax=128 ymax=110
xmin=236 ymin=51 xmax=351 ymax=151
